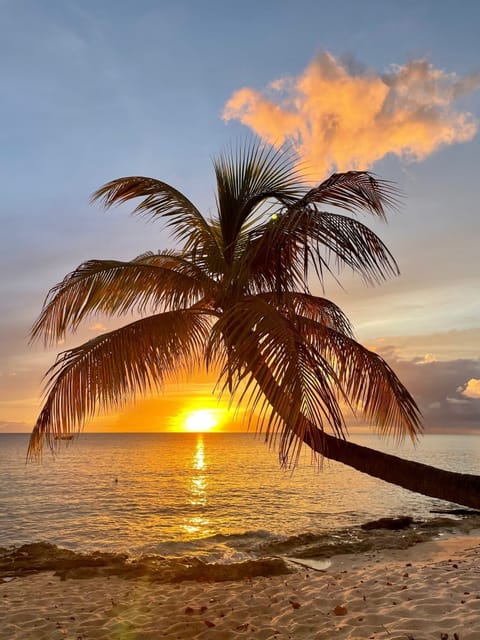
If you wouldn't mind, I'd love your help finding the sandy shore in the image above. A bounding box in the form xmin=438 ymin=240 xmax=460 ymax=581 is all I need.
xmin=1 ymin=534 xmax=479 ymax=640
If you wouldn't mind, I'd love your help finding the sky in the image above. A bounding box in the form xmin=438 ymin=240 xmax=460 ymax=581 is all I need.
xmin=1 ymin=0 xmax=479 ymax=435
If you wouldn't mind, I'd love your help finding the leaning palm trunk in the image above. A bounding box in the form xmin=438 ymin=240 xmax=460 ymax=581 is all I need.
xmin=29 ymin=141 xmax=480 ymax=510
xmin=314 ymin=433 xmax=480 ymax=509
xmin=239 ymin=350 xmax=480 ymax=509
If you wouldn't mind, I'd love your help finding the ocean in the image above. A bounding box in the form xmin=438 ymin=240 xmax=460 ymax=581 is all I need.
xmin=1 ymin=432 xmax=480 ymax=576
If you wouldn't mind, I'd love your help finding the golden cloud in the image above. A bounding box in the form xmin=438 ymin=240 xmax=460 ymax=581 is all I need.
xmin=88 ymin=322 xmax=107 ymax=333
xmin=223 ymin=53 xmax=480 ymax=179
xmin=462 ymin=378 xmax=480 ymax=399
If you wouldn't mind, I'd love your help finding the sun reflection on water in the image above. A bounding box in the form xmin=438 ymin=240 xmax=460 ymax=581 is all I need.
xmin=183 ymin=435 xmax=211 ymax=537
xmin=193 ymin=436 xmax=205 ymax=471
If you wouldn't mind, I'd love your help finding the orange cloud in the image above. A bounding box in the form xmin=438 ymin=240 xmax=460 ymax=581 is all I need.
xmin=223 ymin=53 xmax=480 ymax=179
xmin=88 ymin=322 xmax=107 ymax=332
xmin=462 ymin=378 xmax=480 ymax=399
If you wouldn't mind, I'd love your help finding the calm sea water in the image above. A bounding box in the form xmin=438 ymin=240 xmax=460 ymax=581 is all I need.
xmin=1 ymin=433 xmax=479 ymax=562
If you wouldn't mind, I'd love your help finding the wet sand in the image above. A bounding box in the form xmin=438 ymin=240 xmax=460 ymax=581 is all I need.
xmin=1 ymin=534 xmax=479 ymax=639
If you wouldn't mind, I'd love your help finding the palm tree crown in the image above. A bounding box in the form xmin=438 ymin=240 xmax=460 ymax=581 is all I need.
xmin=29 ymin=141 xmax=421 ymax=461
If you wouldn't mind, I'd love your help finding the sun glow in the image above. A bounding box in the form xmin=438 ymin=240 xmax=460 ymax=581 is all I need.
xmin=168 ymin=393 xmax=243 ymax=432
xmin=183 ymin=409 xmax=220 ymax=432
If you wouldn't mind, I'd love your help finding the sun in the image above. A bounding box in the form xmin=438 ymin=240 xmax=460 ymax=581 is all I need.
xmin=184 ymin=409 xmax=219 ymax=433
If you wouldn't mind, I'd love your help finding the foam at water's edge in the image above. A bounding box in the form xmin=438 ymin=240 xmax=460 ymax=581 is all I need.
xmin=3 ymin=513 xmax=480 ymax=582
xmin=0 ymin=542 xmax=292 ymax=582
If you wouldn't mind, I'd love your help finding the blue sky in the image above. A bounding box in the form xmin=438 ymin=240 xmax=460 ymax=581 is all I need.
xmin=1 ymin=0 xmax=479 ymax=432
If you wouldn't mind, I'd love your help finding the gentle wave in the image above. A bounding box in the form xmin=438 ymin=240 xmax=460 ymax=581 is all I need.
xmin=150 ymin=513 xmax=480 ymax=563
xmin=257 ymin=514 xmax=480 ymax=558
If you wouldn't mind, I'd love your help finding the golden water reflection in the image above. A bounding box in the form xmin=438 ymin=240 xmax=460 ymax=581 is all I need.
xmin=193 ymin=436 xmax=205 ymax=471
xmin=183 ymin=435 xmax=211 ymax=537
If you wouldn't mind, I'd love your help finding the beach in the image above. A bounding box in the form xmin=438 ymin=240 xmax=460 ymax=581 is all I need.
xmin=2 ymin=534 xmax=479 ymax=640
xmin=3 ymin=434 xmax=480 ymax=638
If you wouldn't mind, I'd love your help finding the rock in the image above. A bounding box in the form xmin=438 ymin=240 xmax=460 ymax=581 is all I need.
xmin=361 ymin=516 xmax=413 ymax=531
xmin=333 ymin=604 xmax=348 ymax=616
xmin=1 ymin=544 xmax=291 ymax=584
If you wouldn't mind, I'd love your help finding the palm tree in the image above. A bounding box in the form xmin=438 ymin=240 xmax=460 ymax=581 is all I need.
xmin=29 ymin=141 xmax=480 ymax=508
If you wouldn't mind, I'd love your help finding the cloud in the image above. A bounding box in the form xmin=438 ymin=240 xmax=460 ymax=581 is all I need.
xmin=446 ymin=396 xmax=470 ymax=405
xmin=461 ymin=378 xmax=480 ymax=399
xmin=223 ymin=52 xmax=480 ymax=179
xmin=367 ymin=329 xmax=480 ymax=362
xmin=89 ymin=322 xmax=107 ymax=333
xmin=374 ymin=346 xmax=480 ymax=432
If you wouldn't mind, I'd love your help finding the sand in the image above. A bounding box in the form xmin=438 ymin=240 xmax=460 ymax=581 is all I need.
xmin=1 ymin=535 xmax=479 ymax=640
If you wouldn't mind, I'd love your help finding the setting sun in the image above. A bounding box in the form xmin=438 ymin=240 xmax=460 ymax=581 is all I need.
xmin=165 ymin=394 xmax=243 ymax=433
xmin=184 ymin=409 xmax=219 ymax=432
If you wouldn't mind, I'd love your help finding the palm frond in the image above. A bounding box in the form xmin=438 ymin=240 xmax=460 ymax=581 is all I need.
xmin=207 ymin=293 xmax=420 ymax=463
xmin=31 ymin=253 xmax=216 ymax=345
xmin=301 ymin=171 xmax=401 ymax=219
xmin=28 ymin=309 xmax=213 ymax=459
xmin=207 ymin=297 xmax=347 ymax=464
xmin=214 ymin=140 xmax=306 ymax=264
xmin=302 ymin=209 xmax=400 ymax=284
xmin=232 ymin=220 xmax=307 ymax=295
xmin=238 ymin=206 xmax=399 ymax=292
xmin=91 ymin=176 xmax=220 ymax=255
xmin=258 ymin=292 xmax=354 ymax=337
xmin=137 ymin=249 xmax=224 ymax=284
xmin=296 ymin=316 xmax=422 ymax=440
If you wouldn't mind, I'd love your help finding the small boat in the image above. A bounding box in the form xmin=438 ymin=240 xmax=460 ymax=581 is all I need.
xmin=54 ymin=434 xmax=75 ymax=441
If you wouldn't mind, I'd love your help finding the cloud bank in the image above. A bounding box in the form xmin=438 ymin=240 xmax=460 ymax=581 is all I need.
xmin=223 ymin=52 xmax=480 ymax=179
xmin=375 ymin=346 xmax=480 ymax=433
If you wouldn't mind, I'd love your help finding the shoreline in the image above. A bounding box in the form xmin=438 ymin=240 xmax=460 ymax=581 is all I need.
xmin=3 ymin=512 xmax=480 ymax=583
xmin=2 ymin=532 xmax=479 ymax=639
